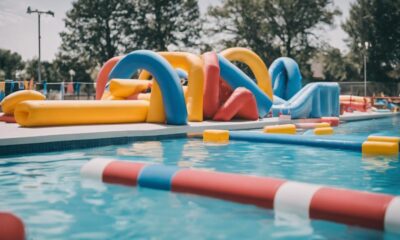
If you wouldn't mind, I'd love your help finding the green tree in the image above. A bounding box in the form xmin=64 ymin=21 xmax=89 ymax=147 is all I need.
xmin=53 ymin=54 xmax=93 ymax=83
xmin=207 ymin=0 xmax=279 ymax=64
xmin=320 ymin=48 xmax=359 ymax=82
xmin=0 ymin=49 xmax=24 ymax=79
xmin=207 ymin=0 xmax=340 ymax=77
xmin=59 ymin=0 xmax=137 ymax=68
xmin=24 ymin=59 xmax=63 ymax=83
xmin=342 ymin=0 xmax=400 ymax=83
xmin=263 ymin=0 xmax=340 ymax=59
xmin=133 ymin=0 xmax=202 ymax=51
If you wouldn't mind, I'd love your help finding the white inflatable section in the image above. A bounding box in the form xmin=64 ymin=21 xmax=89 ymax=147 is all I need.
xmin=274 ymin=181 xmax=322 ymax=218
xmin=80 ymin=158 xmax=114 ymax=181
xmin=385 ymin=197 xmax=400 ymax=233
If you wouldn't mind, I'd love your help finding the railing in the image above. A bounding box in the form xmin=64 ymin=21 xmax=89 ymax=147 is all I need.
xmin=338 ymin=81 xmax=400 ymax=96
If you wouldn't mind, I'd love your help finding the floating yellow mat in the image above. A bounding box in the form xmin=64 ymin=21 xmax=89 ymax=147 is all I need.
xmin=314 ymin=127 xmax=334 ymax=135
xmin=15 ymin=100 xmax=149 ymax=127
xmin=362 ymin=141 xmax=398 ymax=156
xmin=203 ymin=129 xmax=229 ymax=143
xmin=263 ymin=124 xmax=296 ymax=135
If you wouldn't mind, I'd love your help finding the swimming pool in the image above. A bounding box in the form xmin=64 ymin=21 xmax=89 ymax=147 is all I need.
xmin=1 ymin=116 xmax=399 ymax=239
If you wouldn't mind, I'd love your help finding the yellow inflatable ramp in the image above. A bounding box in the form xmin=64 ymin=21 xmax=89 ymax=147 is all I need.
xmin=15 ymin=100 xmax=149 ymax=127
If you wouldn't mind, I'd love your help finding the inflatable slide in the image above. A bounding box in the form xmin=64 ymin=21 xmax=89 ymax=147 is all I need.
xmin=269 ymin=57 xmax=340 ymax=118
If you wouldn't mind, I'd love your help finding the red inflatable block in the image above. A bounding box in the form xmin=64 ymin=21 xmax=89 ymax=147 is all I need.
xmin=95 ymin=56 xmax=122 ymax=100
xmin=310 ymin=187 xmax=394 ymax=230
xmin=320 ymin=117 xmax=339 ymax=126
xmin=219 ymin=78 xmax=233 ymax=104
xmin=0 ymin=212 xmax=25 ymax=240
xmin=213 ymin=87 xmax=258 ymax=121
xmin=103 ymin=161 xmax=146 ymax=186
xmin=202 ymin=52 xmax=221 ymax=119
xmin=172 ymin=169 xmax=285 ymax=208
xmin=0 ymin=113 xmax=16 ymax=123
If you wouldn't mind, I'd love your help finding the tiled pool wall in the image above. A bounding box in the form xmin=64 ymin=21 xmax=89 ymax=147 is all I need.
xmin=0 ymin=134 xmax=186 ymax=156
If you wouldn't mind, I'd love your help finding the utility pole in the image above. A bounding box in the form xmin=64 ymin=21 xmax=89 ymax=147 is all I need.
xmin=26 ymin=6 xmax=54 ymax=83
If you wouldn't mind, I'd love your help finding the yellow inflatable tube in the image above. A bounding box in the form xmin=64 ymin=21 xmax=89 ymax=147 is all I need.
xmin=220 ymin=47 xmax=273 ymax=100
xmin=146 ymin=81 xmax=165 ymax=123
xmin=109 ymin=79 xmax=151 ymax=98
xmin=1 ymin=90 xmax=45 ymax=114
xmin=139 ymin=52 xmax=204 ymax=122
xmin=15 ymin=100 xmax=149 ymax=127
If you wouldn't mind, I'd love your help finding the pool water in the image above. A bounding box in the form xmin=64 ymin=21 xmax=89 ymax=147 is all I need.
xmin=1 ymin=116 xmax=399 ymax=239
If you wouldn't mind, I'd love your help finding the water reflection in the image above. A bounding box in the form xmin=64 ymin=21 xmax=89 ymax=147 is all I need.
xmin=117 ymin=141 xmax=164 ymax=162
xmin=362 ymin=154 xmax=398 ymax=173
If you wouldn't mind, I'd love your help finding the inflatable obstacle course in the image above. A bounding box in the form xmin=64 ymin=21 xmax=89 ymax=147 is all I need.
xmin=2 ymin=48 xmax=342 ymax=127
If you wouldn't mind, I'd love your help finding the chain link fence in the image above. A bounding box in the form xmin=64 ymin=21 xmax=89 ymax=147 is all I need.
xmin=0 ymin=81 xmax=96 ymax=101
xmin=338 ymin=81 xmax=400 ymax=96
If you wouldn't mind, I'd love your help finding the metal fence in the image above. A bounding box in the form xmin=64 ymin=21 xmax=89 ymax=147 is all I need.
xmin=2 ymin=80 xmax=399 ymax=102
xmin=338 ymin=81 xmax=400 ymax=96
xmin=0 ymin=81 xmax=96 ymax=101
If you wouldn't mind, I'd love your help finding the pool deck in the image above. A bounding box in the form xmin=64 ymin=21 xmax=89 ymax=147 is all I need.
xmin=0 ymin=111 xmax=398 ymax=155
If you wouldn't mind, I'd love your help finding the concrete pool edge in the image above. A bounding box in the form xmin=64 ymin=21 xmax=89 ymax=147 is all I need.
xmin=0 ymin=111 xmax=398 ymax=155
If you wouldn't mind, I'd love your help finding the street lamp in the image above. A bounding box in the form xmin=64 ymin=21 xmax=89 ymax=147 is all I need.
xmin=26 ymin=6 xmax=54 ymax=83
xmin=69 ymin=69 xmax=76 ymax=82
xmin=358 ymin=41 xmax=371 ymax=97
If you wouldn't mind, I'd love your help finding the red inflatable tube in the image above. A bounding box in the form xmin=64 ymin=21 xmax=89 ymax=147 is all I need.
xmin=310 ymin=187 xmax=394 ymax=230
xmin=81 ymin=159 xmax=400 ymax=233
xmin=103 ymin=161 xmax=146 ymax=186
xmin=171 ymin=169 xmax=285 ymax=208
xmin=202 ymin=52 xmax=221 ymax=119
xmin=95 ymin=56 xmax=122 ymax=100
xmin=213 ymin=87 xmax=258 ymax=121
xmin=219 ymin=78 xmax=233 ymax=104
xmin=0 ymin=212 xmax=25 ymax=240
xmin=341 ymin=101 xmax=368 ymax=112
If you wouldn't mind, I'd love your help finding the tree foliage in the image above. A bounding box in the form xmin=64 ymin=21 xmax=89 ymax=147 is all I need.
xmin=342 ymin=0 xmax=400 ymax=82
xmin=320 ymin=48 xmax=359 ymax=82
xmin=57 ymin=0 xmax=202 ymax=82
xmin=207 ymin=0 xmax=279 ymax=64
xmin=0 ymin=49 xmax=24 ymax=79
xmin=207 ymin=0 xmax=340 ymax=78
xmin=133 ymin=0 xmax=202 ymax=51
xmin=59 ymin=0 xmax=137 ymax=68
xmin=23 ymin=59 xmax=62 ymax=82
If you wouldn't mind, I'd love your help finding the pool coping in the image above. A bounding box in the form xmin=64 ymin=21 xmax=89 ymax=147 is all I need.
xmin=0 ymin=111 xmax=398 ymax=155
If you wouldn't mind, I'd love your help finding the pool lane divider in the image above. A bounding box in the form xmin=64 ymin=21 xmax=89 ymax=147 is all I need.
xmin=81 ymin=158 xmax=400 ymax=233
xmin=201 ymin=130 xmax=399 ymax=155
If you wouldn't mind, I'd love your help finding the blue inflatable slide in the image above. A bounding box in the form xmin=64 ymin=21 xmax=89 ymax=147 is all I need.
xmin=269 ymin=57 xmax=340 ymax=118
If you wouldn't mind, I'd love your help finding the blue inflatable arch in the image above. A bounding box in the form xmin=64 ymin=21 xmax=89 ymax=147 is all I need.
xmin=108 ymin=50 xmax=188 ymax=125
xmin=269 ymin=57 xmax=302 ymax=100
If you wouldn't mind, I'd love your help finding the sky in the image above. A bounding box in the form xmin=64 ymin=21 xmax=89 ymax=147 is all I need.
xmin=0 ymin=0 xmax=354 ymax=61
